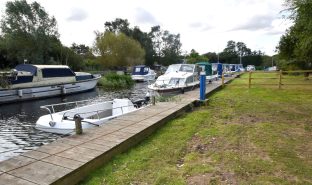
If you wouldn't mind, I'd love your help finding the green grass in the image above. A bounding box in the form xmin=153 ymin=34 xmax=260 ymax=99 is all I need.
xmin=97 ymin=72 xmax=134 ymax=90
xmin=81 ymin=73 xmax=312 ymax=185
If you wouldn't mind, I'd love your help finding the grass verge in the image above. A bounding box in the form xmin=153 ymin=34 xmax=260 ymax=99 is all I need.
xmin=82 ymin=73 xmax=312 ymax=184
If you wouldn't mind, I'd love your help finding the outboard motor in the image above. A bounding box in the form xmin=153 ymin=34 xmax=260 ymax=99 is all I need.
xmin=132 ymin=93 xmax=151 ymax=108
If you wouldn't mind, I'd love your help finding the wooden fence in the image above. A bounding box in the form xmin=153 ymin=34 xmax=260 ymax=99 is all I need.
xmin=221 ymin=70 xmax=312 ymax=88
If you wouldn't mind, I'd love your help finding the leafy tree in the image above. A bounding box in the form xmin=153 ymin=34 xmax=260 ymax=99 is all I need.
xmin=0 ymin=0 xmax=59 ymax=64
xmin=94 ymin=31 xmax=145 ymax=68
xmin=203 ymin=52 xmax=218 ymax=62
xmin=277 ymin=0 xmax=312 ymax=69
xmin=104 ymin=19 xmax=154 ymax=66
xmin=148 ymin=26 xmax=182 ymax=65
xmin=70 ymin=43 xmax=95 ymax=60
xmin=217 ymin=40 xmax=263 ymax=66
xmin=219 ymin=40 xmax=239 ymax=64
xmin=131 ymin=27 xmax=154 ymax=66
xmin=161 ymin=30 xmax=182 ymax=65
xmin=104 ymin=18 xmax=131 ymax=36
xmin=103 ymin=18 xmax=182 ymax=66
xmin=186 ymin=49 xmax=208 ymax=64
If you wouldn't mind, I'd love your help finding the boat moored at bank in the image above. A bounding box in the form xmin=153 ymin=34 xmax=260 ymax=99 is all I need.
xmin=131 ymin=65 xmax=156 ymax=82
xmin=35 ymin=98 xmax=146 ymax=134
xmin=0 ymin=64 xmax=101 ymax=104
xmin=148 ymin=64 xmax=200 ymax=94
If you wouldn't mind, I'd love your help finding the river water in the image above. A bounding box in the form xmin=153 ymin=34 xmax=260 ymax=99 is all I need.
xmin=0 ymin=82 xmax=149 ymax=161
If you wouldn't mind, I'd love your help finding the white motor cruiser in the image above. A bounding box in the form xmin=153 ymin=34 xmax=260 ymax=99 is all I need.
xmin=131 ymin=65 xmax=156 ymax=82
xmin=148 ymin=64 xmax=200 ymax=94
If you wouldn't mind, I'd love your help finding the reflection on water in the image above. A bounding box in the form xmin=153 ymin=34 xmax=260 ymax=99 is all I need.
xmin=0 ymin=82 xmax=149 ymax=161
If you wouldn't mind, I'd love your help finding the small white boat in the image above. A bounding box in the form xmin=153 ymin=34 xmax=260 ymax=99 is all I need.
xmin=148 ymin=64 xmax=200 ymax=94
xmin=35 ymin=98 xmax=145 ymax=134
xmin=0 ymin=64 xmax=101 ymax=104
xmin=131 ymin=65 xmax=156 ymax=82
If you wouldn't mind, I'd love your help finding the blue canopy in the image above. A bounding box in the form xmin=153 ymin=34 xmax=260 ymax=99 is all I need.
xmin=132 ymin=65 xmax=149 ymax=75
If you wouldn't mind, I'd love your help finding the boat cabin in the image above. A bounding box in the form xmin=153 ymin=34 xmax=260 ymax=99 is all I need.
xmin=1 ymin=64 xmax=94 ymax=88
xmin=196 ymin=62 xmax=212 ymax=75
xmin=132 ymin=65 xmax=150 ymax=75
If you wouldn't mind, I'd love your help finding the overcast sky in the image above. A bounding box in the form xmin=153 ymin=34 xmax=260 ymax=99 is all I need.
xmin=0 ymin=0 xmax=292 ymax=55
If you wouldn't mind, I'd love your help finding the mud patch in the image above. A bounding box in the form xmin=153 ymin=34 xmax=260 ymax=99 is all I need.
xmin=186 ymin=172 xmax=237 ymax=185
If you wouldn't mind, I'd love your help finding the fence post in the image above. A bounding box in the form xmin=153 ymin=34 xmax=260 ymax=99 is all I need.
xmin=248 ymin=71 xmax=252 ymax=89
xmin=222 ymin=73 xmax=225 ymax=87
xmin=278 ymin=70 xmax=282 ymax=89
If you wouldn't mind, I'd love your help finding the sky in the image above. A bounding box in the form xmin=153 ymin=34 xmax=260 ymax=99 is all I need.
xmin=0 ymin=0 xmax=292 ymax=56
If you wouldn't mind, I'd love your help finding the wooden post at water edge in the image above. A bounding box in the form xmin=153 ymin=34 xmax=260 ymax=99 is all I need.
xmin=74 ymin=114 xmax=83 ymax=134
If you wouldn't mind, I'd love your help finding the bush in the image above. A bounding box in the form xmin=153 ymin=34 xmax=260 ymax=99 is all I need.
xmin=97 ymin=72 xmax=134 ymax=90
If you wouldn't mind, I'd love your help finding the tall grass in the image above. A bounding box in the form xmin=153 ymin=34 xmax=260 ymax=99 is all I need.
xmin=97 ymin=72 xmax=135 ymax=90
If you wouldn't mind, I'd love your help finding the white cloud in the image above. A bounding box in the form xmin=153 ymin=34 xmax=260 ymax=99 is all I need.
xmin=135 ymin=8 xmax=158 ymax=25
xmin=0 ymin=0 xmax=290 ymax=55
xmin=67 ymin=8 xmax=88 ymax=22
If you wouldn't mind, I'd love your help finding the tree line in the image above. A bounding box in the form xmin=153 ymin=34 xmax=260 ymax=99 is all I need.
xmin=187 ymin=41 xmax=267 ymax=68
xmin=0 ymin=0 xmax=182 ymax=70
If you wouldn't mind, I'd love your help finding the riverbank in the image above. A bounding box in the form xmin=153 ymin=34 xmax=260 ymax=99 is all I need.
xmin=82 ymin=73 xmax=312 ymax=184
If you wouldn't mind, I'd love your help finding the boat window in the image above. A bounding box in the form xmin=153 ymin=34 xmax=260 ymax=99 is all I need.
xmin=42 ymin=68 xmax=75 ymax=78
xmin=135 ymin=67 xmax=141 ymax=73
xmin=186 ymin=76 xmax=194 ymax=84
xmin=199 ymin=65 xmax=205 ymax=72
xmin=165 ymin=65 xmax=180 ymax=74
xmin=169 ymin=78 xmax=184 ymax=86
xmin=179 ymin=65 xmax=194 ymax=73
xmin=144 ymin=67 xmax=149 ymax=72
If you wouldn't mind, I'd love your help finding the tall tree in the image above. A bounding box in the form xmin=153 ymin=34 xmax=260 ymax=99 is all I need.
xmin=277 ymin=0 xmax=312 ymax=69
xmin=203 ymin=52 xmax=218 ymax=62
xmin=0 ymin=0 xmax=59 ymax=64
xmin=104 ymin=18 xmax=155 ymax=66
xmin=148 ymin=26 xmax=182 ymax=65
xmin=94 ymin=31 xmax=145 ymax=68
xmin=187 ymin=49 xmax=208 ymax=64
xmin=219 ymin=40 xmax=238 ymax=64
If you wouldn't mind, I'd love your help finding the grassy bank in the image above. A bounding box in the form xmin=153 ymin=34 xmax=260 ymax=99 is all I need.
xmin=82 ymin=73 xmax=312 ymax=184
xmin=97 ymin=72 xmax=134 ymax=90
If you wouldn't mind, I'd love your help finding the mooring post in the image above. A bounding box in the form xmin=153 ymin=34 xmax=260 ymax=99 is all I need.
xmin=200 ymin=71 xmax=206 ymax=101
xmin=152 ymin=96 xmax=156 ymax=105
xmin=74 ymin=114 xmax=83 ymax=135
xmin=221 ymin=73 xmax=225 ymax=87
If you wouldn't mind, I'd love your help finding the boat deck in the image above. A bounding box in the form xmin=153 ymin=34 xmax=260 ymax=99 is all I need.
xmin=0 ymin=75 xmax=237 ymax=185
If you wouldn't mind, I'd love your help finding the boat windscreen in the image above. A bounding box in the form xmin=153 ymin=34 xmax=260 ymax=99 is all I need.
xmin=179 ymin=65 xmax=194 ymax=73
xmin=15 ymin=64 xmax=37 ymax=76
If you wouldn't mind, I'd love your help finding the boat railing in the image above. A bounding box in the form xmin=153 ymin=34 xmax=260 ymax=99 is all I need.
xmin=61 ymin=104 xmax=136 ymax=121
xmin=40 ymin=99 xmax=106 ymax=121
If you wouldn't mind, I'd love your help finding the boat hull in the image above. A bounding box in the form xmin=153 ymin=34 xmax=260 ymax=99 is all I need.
xmin=0 ymin=77 xmax=100 ymax=104
xmin=131 ymin=74 xmax=156 ymax=82
xmin=35 ymin=99 xmax=140 ymax=134
xmin=148 ymin=83 xmax=199 ymax=95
